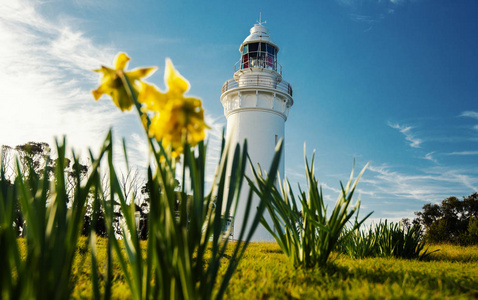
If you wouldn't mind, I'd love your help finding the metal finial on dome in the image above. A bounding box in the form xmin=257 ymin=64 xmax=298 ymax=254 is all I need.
xmin=257 ymin=12 xmax=266 ymax=26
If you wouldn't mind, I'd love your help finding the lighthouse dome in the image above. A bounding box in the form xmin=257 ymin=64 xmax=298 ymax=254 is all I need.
xmin=240 ymin=24 xmax=279 ymax=53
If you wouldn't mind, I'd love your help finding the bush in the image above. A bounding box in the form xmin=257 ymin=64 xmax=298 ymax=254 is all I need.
xmin=338 ymin=220 xmax=436 ymax=260
xmin=250 ymin=149 xmax=371 ymax=268
xmin=337 ymin=224 xmax=378 ymax=259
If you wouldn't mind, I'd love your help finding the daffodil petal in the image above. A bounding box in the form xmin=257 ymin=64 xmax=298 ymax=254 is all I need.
xmin=138 ymin=82 xmax=168 ymax=111
xmin=115 ymin=53 xmax=130 ymax=70
xmin=165 ymin=58 xmax=189 ymax=95
xmin=92 ymin=82 xmax=111 ymax=100
xmin=127 ymin=67 xmax=157 ymax=81
xmin=92 ymin=89 xmax=103 ymax=100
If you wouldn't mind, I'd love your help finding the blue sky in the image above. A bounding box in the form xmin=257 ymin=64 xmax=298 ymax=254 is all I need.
xmin=1 ymin=0 xmax=477 ymax=223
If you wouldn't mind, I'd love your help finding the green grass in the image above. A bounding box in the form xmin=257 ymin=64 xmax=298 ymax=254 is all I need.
xmin=33 ymin=238 xmax=478 ymax=299
xmin=226 ymin=243 xmax=478 ymax=299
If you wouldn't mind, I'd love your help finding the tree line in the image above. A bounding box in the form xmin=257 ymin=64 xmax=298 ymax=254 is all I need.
xmin=404 ymin=192 xmax=478 ymax=245
xmin=1 ymin=141 xmax=156 ymax=239
xmin=3 ymin=141 xmax=478 ymax=245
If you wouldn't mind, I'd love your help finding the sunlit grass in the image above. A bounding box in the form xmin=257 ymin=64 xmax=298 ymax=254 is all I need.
xmin=225 ymin=242 xmax=478 ymax=299
xmin=426 ymin=243 xmax=478 ymax=263
xmin=25 ymin=238 xmax=475 ymax=299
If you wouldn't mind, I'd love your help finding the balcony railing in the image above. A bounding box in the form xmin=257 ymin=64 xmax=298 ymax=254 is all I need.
xmin=234 ymin=59 xmax=283 ymax=75
xmin=222 ymin=76 xmax=293 ymax=97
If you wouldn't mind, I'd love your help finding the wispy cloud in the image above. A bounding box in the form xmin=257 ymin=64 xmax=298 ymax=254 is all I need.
xmin=365 ymin=163 xmax=478 ymax=204
xmin=321 ymin=182 xmax=342 ymax=195
xmin=445 ymin=151 xmax=478 ymax=156
xmin=0 ymin=0 xmax=149 ymax=167
xmin=335 ymin=0 xmax=413 ymax=29
xmin=388 ymin=122 xmax=422 ymax=148
xmin=424 ymin=152 xmax=437 ymax=163
xmin=460 ymin=111 xmax=478 ymax=119
xmin=285 ymin=166 xmax=306 ymax=182
xmin=460 ymin=111 xmax=478 ymax=131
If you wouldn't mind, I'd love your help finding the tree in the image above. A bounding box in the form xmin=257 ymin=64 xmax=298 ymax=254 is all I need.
xmin=1 ymin=141 xmax=89 ymax=236
xmin=1 ymin=145 xmax=15 ymax=181
xmin=12 ymin=142 xmax=88 ymax=198
xmin=15 ymin=142 xmax=51 ymax=176
xmin=414 ymin=193 xmax=478 ymax=244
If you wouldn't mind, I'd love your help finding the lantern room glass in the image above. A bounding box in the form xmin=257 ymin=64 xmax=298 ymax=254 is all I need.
xmin=241 ymin=42 xmax=277 ymax=71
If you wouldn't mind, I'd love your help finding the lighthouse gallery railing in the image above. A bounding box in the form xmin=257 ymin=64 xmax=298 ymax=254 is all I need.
xmin=222 ymin=76 xmax=293 ymax=97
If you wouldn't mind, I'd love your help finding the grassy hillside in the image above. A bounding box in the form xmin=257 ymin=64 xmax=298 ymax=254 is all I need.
xmin=55 ymin=238 xmax=478 ymax=299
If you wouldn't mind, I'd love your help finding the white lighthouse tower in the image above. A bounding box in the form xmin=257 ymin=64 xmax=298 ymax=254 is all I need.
xmin=221 ymin=22 xmax=294 ymax=241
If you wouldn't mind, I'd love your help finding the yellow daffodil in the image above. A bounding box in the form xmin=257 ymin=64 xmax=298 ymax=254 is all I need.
xmin=138 ymin=59 xmax=189 ymax=113
xmin=150 ymin=97 xmax=209 ymax=156
xmin=92 ymin=53 xmax=156 ymax=111
xmin=92 ymin=54 xmax=209 ymax=158
xmin=147 ymin=59 xmax=209 ymax=156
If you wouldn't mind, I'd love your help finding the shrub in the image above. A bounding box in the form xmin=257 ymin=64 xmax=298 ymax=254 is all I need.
xmin=249 ymin=149 xmax=371 ymax=268
xmin=337 ymin=223 xmax=379 ymax=259
xmin=338 ymin=220 xmax=436 ymax=260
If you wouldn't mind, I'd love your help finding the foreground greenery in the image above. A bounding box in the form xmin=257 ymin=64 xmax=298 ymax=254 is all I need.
xmin=337 ymin=220 xmax=436 ymax=260
xmin=252 ymin=151 xmax=371 ymax=268
xmin=36 ymin=238 xmax=477 ymax=299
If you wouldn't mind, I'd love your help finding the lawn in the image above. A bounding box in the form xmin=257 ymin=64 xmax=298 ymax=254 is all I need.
xmin=63 ymin=238 xmax=478 ymax=299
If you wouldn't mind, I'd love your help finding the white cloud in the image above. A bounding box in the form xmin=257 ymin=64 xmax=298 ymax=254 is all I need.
xmin=285 ymin=166 xmax=306 ymax=183
xmin=0 ymin=0 xmax=137 ymax=162
xmin=388 ymin=122 xmax=422 ymax=148
xmin=445 ymin=151 xmax=478 ymax=156
xmin=335 ymin=0 xmax=414 ymax=28
xmin=321 ymin=182 xmax=342 ymax=195
xmin=0 ymin=0 xmax=230 ymax=194
xmin=460 ymin=111 xmax=478 ymax=131
xmin=424 ymin=152 xmax=437 ymax=163
xmin=460 ymin=111 xmax=478 ymax=120
xmin=365 ymin=163 xmax=478 ymax=204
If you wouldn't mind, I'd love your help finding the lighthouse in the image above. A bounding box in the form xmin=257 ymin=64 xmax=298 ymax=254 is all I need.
xmin=221 ymin=22 xmax=294 ymax=241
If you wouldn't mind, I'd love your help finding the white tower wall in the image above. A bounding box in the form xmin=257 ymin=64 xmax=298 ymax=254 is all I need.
xmin=225 ymin=109 xmax=285 ymax=241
